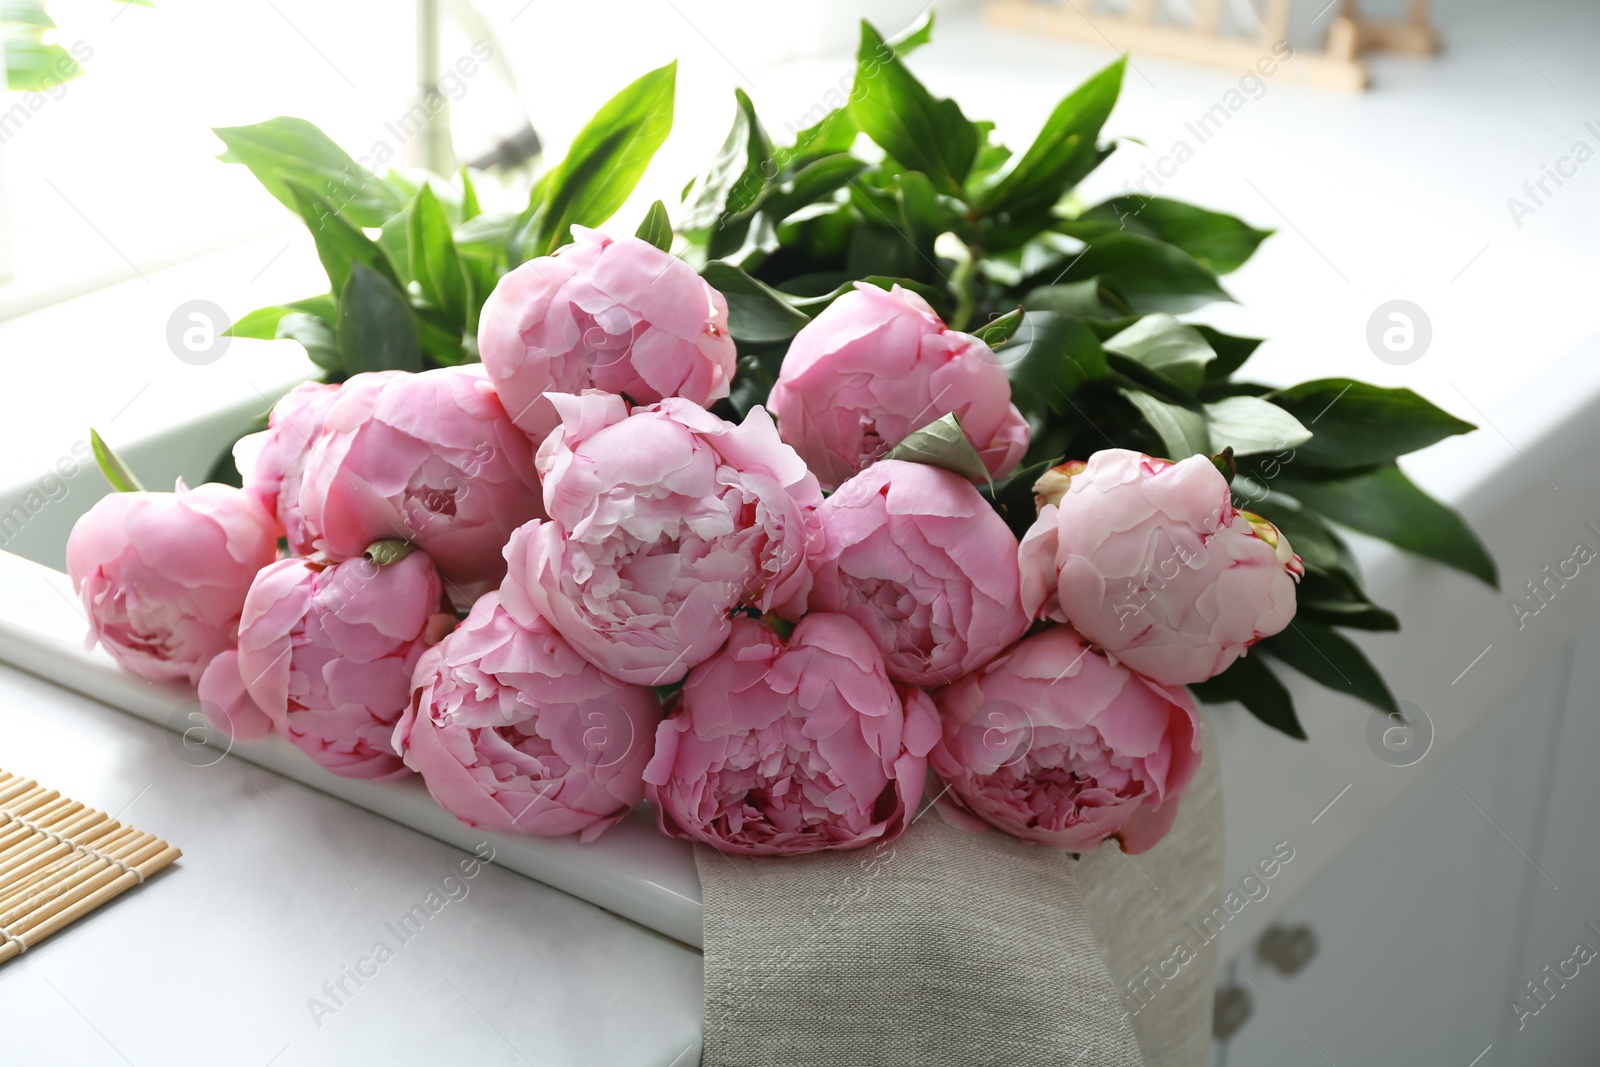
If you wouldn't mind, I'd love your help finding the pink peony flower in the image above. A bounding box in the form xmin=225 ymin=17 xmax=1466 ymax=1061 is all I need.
xmin=395 ymin=593 xmax=662 ymax=842
xmin=478 ymin=226 xmax=737 ymax=442
xmin=929 ymin=625 xmax=1201 ymax=855
xmin=500 ymin=392 xmax=822 ymax=686
xmin=807 ymin=459 xmax=1028 ymax=687
xmin=644 ymin=614 xmax=940 ymax=856
xmin=196 ymin=649 xmax=273 ymax=742
xmin=1019 ymin=449 xmax=1302 ymax=687
xmin=236 ymin=552 xmax=456 ymax=780
xmin=767 ymin=282 xmax=1030 ymax=491
xmin=66 ymin=483 xmax=278 ymax=684
xmin=233 ymin=380 xmax=342 ymax=553
xmin=296 ymin=366 xmax=545 ymax=590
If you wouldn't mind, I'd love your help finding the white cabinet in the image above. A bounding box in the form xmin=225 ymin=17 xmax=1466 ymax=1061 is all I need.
xmin=1215 ymin=630 xmax=1600 ymax=1066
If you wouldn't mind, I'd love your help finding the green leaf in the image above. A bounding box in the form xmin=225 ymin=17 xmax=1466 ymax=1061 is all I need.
xmin=530 ymin=61 xmax=677 ymax=256
xmin=885 ymin=412 xmax=992 ymax=489
xmin=682 ymin=88 xmax=771 ymax=233
xmin=337 ymin=264 xmax=422 ymax=374
xmin=1276 ymin=464 xmax=1497 ymax=587
xmin=1194 ymin=654 xmax=1306 ymax=740
xmin=998 ymin=311 xmax=1107 ymax=414
xmin=1075 ymin=197 xmax=1271 ymax=274
xmin=3 ymin=3 xmax=55 ymax=28
xmin=1268 ymin=379 xmax=1477 ymax=470
xmin=701 ymin=262 xmax=812 ymax=343
xmin=888 ymin=8 xmax=936 ymax=55
xmin=89 ymin=429 xmax=143 ymax=493
xmin=1298 ymin=598 xmax=1401 ymax=632
xmin=3 ymin=38 xmax=80 ymax=91
xmin=1048 ymin=230 xmax=1231 ymax=314
xmin=972 ymin=307 xmax=1024 ymax=347
xmin=1205 ymin=396 xmax=1311 ymax=457
xmin=214 ymin=117 xmax=403 ymax=228
xmin=226 ymin=295 xmax=336 ymax=339
xmin=458 ymin=167 xmax=483 ymax=221
xmin=408 ymin=185 xmax=468 ymax=326
xmin=977 ymin=57 xmax=1123 ymax=218
xmin=1197 ymin=326 xmax=1262 ymax=381
xmin=848 ymin=20 xmax=977 ymax=197
xmin=777 ymin=107 xmax=858 ymax=169
xmin=1024 ymin=279 xmax=1124 ymax=320
xmin=1261 ymin=622 xmax=1399 ymax=715
xmin=636 ymin=199 xmax=674 ymax=251
xmin=277 ymin=312 xmax=340 ymax=373
xmin=284 ymin=178 xmax=400 ymax=295
xmin=1120 ymin=388 xmax=1211 ymax=460
xmin=747 ymin=154 xmax=866 ymax=224
xmin=1103 ymin=313 xmax=1214 ymax=392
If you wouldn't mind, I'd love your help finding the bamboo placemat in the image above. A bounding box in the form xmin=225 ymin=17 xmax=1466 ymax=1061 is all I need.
xmin=0 ymin=768 xmax=180 ymax=965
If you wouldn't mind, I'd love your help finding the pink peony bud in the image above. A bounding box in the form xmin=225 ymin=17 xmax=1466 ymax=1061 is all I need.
xmin=1019 ymin=449 xmax=1301 ymax=687
xmin=500 ymin=392 xmax=822 ymax=686
xmin=233 ymin=380 xmax=342 ymax=554
xmin=929 ymin=625 xmax=1201 ymax=855
xmin=807 ymin=459 xmax=1028 ymax=687
xmin=643 ymin=614 xmax=940 ymax=856
xmin=66 ymin=482 xmax=278 ymax=683
xmin=295 ymin=366 xmax=545 ymax=590
xmin=478 ymin=226 xmax=737 ymax=443
xmin=395 ymin=593 xmax=662 ymax=842
xmin=236 ymin=552 xmax=456 ymax=780
xmin=767 ymin=282 xmax=1030 ymax=491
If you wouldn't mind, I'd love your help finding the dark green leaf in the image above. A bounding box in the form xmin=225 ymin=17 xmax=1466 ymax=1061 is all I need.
xmin=1197 ymin=326 xmax=1262 ymax=381
xmin=977 ymin=57 xmax=1123 ymax=218
xmin=284 ymin=178 xmax=400 ymax=295
xmin=682 ymin=88 xmax=771 ymax=233
xmin=1119 ymin=388 xmax=1211 ymax=460
xmin=408 ymin=184 xmax=468 ymax=325
xmin=1047 ymin=230 xmax=1231 ymax=314
xmin=777 ymin=106 xmax=857 ymax=169
xmin=701 ymin=262 xmax=812 ymax=342
xmin=1205 ymin=396 xmax=1310 ymax=457
xmin=998 ymin=311 xmax=1107 ymax=414
xmin=972 ymin=307 xmax=1024 ymax=347
xmin=1191 ymin=654 xmax=1306 ymax=740
xmin=1276 ymin=464 xmax=1497 ymax=586
xmin=747 ymin=154 xmax=865 ymax=224
xmin=636 ymin=199 xmax=674 ymax=251
xmin=1024 ymin=279 xmax=1124 ymax=320
xmin=337 ymin=264 xmax=422 ymax=374
xmin=848 ymin=20 xmax=977 ymax=197
xmin=89 ymin=429 xmax=142 ymax=493
xmin=277 ymin=312 xmax=340 ymax=373
xmin=885 ymin=412 xmax=991 ymax=488
xmin=1262 ymin=622 xmax=1399 ymax=715
xmin=1074 ymin=197 xmax=1272 ymax=274
xmin=1298 ymin=599 xmax=1401 ymax=632
xmin=530 ymin=61 xmax=677 ymax=256
xmin=1103 ymin=313 xmax=1214 ymax=392
xmin=1268 ymin=379 xmax=1477 ymax=470
xmin=214 ymin=117 xmax=403 ymax=227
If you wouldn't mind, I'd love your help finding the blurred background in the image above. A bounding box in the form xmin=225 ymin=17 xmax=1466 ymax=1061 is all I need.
xmin=2 ymin=2 xmax=1598 ymax=1064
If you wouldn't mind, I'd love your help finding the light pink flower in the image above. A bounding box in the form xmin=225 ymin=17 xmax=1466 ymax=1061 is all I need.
xmin=1019 ymin=449 xmax=1302 ymax=687
xmin=395 ymin=593 xmax=661 ymax=842
xmin=296 ymin=366 xmax=545 ymax=589
xmin=930 ymin=625 xmax=1201 ymax=854
xmin=767 ymin=282 xmax=1029 ymax=491
xmin=808 ymin=459 xmax=1028 ymax=686
xmin=643 ymin=614 xmax=940 ymax=856
xmin=236 ymin=552 xmax=456 ymax=780
xmin=500 ymin=392 xmax=822 ymax=686
xmin=478 ymin=226 xmax=736 ymax=442
xmin=66 ymin=483 xmax=277 ymax=683
xmin=196 ymin=649 xmax=273 ymax=742
xmin=233 ymin=380 xmax=342 ymax=553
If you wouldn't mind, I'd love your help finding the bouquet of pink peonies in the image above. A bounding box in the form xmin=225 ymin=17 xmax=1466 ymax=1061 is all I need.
xmin=67 ymin=15 xmax=1493 ymax=863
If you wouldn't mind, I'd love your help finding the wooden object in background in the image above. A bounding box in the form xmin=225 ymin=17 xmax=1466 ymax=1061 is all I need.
xmin=0 ymin=768 xmax=180 ymax=965
xmin=984 ymin=0 xmax=1438 ymax=92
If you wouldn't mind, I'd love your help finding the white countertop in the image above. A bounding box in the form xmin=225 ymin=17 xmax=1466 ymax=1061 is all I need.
xmin=3 ymin=2 xmax=1600 ymax=1063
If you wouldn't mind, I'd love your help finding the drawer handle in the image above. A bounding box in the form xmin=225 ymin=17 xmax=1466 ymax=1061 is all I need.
xmin=1258 ymin=923 xmax=1319 ymax=977
xmin=1214 ymin=984 xmax=1253 ymax=1039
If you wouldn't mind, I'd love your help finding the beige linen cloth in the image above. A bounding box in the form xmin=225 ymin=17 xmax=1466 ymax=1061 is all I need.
xmin=696 ymin=720 xmax=1224 ymax=1067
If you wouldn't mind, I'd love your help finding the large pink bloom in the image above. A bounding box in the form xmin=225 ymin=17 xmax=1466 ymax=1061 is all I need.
xmin=808 ymin=459 xmax=1028 ymax=687
xmin=767 ymin=283 xmax=1029 ymax=491
xmin=236 ymin=552 xmax=456 ymax=780
xmin=1019 ymin=449 xmax=1302 ymax=687
xmin=500 ymin=392 xmax=822 ymax=686
xmin=297 ymin=366 xmax=545 ymax=589
xmin=643 ymin=614 xmax=940 ymax=856
xmin=233 ymin=380 xmax=341 ymax=553
xmin=930 ymin=625 xmax=1201 ymax=855
xmin=395 ymin=593 xmax=662 ymax=842
xmin=478 ymin=226 xmax=736 ymax=442
xmin=66 ymin=483 xmax=277 ymax=683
